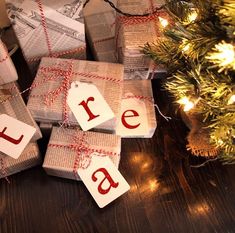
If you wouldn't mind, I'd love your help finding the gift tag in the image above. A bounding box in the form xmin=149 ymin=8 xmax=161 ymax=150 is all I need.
xmin=67 ymin=81 xmax=115 ymax=131
xmin=77 ymin=154 xmax=130 ymax=208
xmin=0 ymin=114 xmax=36 ymax=159
xmin=116 ymin=94 xmax=149 ymax=137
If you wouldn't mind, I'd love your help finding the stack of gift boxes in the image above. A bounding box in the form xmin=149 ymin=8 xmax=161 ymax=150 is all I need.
xmin=0 ymin=0 xmax=166 ymax=207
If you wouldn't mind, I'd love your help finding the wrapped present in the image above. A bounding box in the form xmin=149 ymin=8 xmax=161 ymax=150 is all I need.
xmin=84 ymin=0 xmax=116 ymax=63
xmin=43 ymin=127 xmax=121 ymax=181
xmin=117 ymin=79 xmax=157 ymax=138
xmin=27 ymin=57 xmax=124 ymax=133
xmin=0 ymin=38 xmax=18 ymax=85
xmin=0 ymin=82 xmax=42 ymax=141
xmin=0 ymin=142 xmax=41 ymax=179
xmin=6 ymin=0 xmax=86 ymax=74
xmin=115 ymin=0 xmax=167 ymax=78
xmin=85 ymin=10 xmax=116 ymax=63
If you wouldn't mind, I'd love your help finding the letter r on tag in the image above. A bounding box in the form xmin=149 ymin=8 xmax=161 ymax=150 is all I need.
xmin=78 ymin=97 xmax=100 ymax=121
xmin=67 ymin=81 xmax=115 ymax=131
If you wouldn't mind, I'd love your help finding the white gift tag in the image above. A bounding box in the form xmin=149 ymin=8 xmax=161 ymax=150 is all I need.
xmin=116 ymin=95 xmax=149 ymax=137
xmin=77 ymin=155 xmax=130 ymax=208
xmin=67 ymin=81 xmax=115 ymax=131
xmin=0 ymin=114 xmax=36 ymax=159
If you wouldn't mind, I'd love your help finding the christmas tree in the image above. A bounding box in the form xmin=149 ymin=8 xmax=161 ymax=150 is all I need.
xmin=143 ymin=0 xmax=235 ymax=163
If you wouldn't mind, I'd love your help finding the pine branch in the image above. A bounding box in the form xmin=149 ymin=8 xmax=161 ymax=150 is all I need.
xmin=143 ymin=0 xmax=235 ymax=163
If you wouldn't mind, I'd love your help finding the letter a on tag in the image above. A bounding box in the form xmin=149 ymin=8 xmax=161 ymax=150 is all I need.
xmin=0 ymin=114 xmax=36 ymax=159
xmin=77 ymin=155 xmax=130 ymax=208
xmin=67 ymin=81 xmax=115 ymax=131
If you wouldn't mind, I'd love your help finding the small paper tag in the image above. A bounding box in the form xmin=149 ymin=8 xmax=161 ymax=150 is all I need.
xmin=0 ymin=114 xmax=36 ymax=159
xmin=77 ymin=154 xmax=130 ymax=208
xmin=116 ymin=95 xmax=149 ymax=137
xmin=67 ymin=81 xmax=115 ymax=131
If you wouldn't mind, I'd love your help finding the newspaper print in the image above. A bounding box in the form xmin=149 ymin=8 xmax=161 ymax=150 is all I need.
xmin=6 ymin=0 xmax=85 ymax=61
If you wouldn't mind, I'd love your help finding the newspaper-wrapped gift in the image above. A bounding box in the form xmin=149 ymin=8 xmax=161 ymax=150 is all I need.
xmin=43 ymin=127 xmax=121 ymax=181
xmin=0 ymin=82 xmax=42 ymax=141
xmin=0 ymin=38 xmax=18 ymax=85
xmin=116 ymin=0 xmax=167 ymax=78
xmin=85 ymin=10 xmax=116 ymax=63
xmin=27 ymin=57 xmax=124 ymax=133
xmin=117 ymin=79 xmax=157 ymax=138
xmin=0 ymin=142 xmax=40 ymax=179
xmin=6 ymin=0 xmax=86 ymax=74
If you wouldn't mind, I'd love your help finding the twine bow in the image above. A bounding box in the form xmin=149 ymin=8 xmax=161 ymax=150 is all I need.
xmin=48 ymin=131 xmax=119 ymax=180
xmin=30 ymin=61 xmax=74 ymax=125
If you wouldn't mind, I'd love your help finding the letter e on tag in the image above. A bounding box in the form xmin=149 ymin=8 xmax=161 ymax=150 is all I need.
xmin=67 ymin=81 xmax=115 ymax=131
xmin=77 ymin=155 xmax=130 ymax=208
xmin=117 ymin=96 xmax=149 ymax=137
xmin=0 ymin=114 xmax=36 ymax=159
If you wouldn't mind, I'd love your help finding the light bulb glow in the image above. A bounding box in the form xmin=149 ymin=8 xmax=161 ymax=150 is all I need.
xmin=181 ymin=39 xmax=191 ymax=53
xmin=218 ymin=139 xmax=224 ymax=146
xmin=187 ymin=11 xmax=198 ymax=23
xmin=149 ymin=179 xmax=159 ymax=192
xmin=158 ymin=17 xmax=168 ymax=28
xmin=178 ymin=97 xmax=195 ymax=111
xmin=228 ymin=95 xmax=235 ymax=105
xmin=206 ymin=41 xmax=235 ymax=72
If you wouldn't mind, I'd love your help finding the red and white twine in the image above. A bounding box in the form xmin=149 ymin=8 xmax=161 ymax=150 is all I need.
xmin=36 ymin=0 xmax=53 ymax=57
xmin=48 ymin=132 xmax=119 ymax=180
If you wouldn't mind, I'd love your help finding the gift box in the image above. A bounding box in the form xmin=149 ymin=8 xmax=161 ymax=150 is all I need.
xmin=0 ymin=82 xmax=42 ymax=141
xmin=0 ymin=38 xmax=18 ymax=85
xmin=117 ymin=79 xmax=157 ymax=138
xmin=0 ymin=142 xmax=40 ymax=179
xmin=27 ymin=57 xmax=124 ymax=133
xmin=85 ymin=9 xmax=116 ymax=63
xmin=115 ymin=0 xmax=167 ymax=78
xmin=43 ymin=127 xmax=121 ymax=181
xmin=6 ymin=0 xmax=86 ymax=74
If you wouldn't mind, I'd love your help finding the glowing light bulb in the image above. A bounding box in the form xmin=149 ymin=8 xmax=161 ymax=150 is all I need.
xmin=187 ymin=11 xmax=198 ymax=23
xmin=158 ymin=17 xmax=168 ymax=28
xmin=181 ymin=39 xmax=191 ymax=53
xmin=218 ymin=139 xmax=224 ymax=146
xmin=206 ymin=41 xmax=235 ymax=72
xmin=228 ymin=95 xmax=235 ymax=105
xmin=178 ymin=97 xmax=195 ymax=111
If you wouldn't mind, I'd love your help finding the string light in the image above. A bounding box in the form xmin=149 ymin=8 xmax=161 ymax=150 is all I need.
xmin=206 ymin=41 xmax=235 ymax=72
xmin=217 ymin=139 xmax=224 ymax=146
xmin=187 ymin=10 xmax=198 ymax=23
xmin=178 ymin=97 xmax=195 ymax=111
xmin=158 ymin=17 xmax=168 ymax=28
xmin=228 ymin=95 xmax=235 ymax=105
xmin=181 ymin=39 xmax=191 ymax=53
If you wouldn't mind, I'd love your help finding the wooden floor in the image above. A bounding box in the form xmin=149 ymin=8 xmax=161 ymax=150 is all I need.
xmin=0 ymin=39 xmax=235 ymax=233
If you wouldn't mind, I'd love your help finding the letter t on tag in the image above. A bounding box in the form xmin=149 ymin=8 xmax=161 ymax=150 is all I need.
xmin=77 ymin=155 xmax=130 ymax=208
xmin=67 ymin=81 xmax=115 ymax=131
xmin=0 ymin=114 xmax=36 ymax=159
